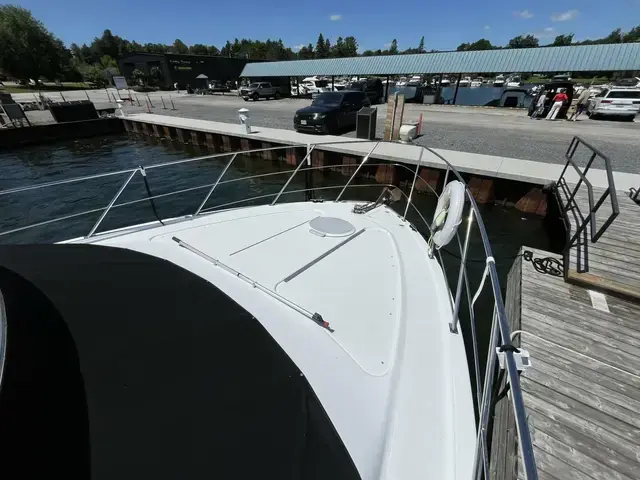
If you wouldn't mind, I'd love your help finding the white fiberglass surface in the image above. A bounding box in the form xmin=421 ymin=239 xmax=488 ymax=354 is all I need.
xmin=86 ymin=201 xmax=475 ymax=480
xmin=276 ymin=227 xmax=401 ymax=376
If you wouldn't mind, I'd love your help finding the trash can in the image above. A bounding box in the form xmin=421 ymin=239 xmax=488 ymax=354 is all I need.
xmin=356 ymin=106 xmax=377 ymax=140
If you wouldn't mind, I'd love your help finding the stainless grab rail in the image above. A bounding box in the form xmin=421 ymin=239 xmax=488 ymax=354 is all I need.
xmin=0 ymin=139 xmax=538 ymax=480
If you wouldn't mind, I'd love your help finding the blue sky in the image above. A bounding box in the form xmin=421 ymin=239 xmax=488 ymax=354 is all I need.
xmin=8 ymin=0 xmax=640 ymax=52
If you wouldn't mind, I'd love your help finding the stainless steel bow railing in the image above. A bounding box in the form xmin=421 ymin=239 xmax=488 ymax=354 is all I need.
xmin=0 ymin=139 xmax=537 ymax=480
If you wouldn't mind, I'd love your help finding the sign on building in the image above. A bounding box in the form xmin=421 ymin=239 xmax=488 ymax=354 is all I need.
xmin=113 ymin=76 xmax=128 ymax=90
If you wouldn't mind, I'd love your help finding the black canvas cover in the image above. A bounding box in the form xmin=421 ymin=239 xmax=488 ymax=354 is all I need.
xmin=0 ymin=244 xmax=360 ymax=480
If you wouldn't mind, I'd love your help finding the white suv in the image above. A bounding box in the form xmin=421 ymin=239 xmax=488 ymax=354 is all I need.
xmin=588 ymin=87 xmax=640 ymax=120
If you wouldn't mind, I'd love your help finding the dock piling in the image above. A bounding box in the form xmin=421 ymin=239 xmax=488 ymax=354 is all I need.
xmin=170 ymin=96 xmax=176 ymax=110
xmin=161 ymin=96 xmax=167 ymax=109
xmin=146 ymin=95 xmax=154 ymax=108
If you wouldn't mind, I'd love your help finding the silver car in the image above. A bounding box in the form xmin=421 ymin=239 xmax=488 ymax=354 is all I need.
xmin=588 ymin=88 xmax=640 ymax=120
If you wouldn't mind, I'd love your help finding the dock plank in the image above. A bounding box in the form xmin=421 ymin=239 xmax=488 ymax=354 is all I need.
xmin=492 ymin=247 xmax=640 ymax=480
xmin=557 ymin=184 xmax=640 ymax=299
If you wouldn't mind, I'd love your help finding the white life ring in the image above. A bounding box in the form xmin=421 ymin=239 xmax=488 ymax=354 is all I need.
xmin=431 ymin=181 xmax=466 ymax=248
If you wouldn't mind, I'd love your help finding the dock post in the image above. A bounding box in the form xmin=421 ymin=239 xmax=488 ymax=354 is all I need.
xmin=170 ymin=96 xmax=177 ymax=110
xmin=452 ymin=73 xmax=462 ymax=105
xmin=60 ymin=92 xmax=66 ymax=102
xmin=161 ymin=96 xmax=167 ymax=109
xmin=85 ymin=90 xmax=91 ymax=101
xmin=135 ymin=95 xmax=141 ymax=107
xmin=385 ymin=76 xmax=390 ymax=103
xmin=146 ymin=95 xmax=154 ymax=108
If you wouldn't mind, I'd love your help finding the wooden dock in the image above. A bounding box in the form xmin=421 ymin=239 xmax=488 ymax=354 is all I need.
xmin=492 ymin=245 xmax=640 ymax=480
xmin=557 ymin=179 xmax=640 ymax=301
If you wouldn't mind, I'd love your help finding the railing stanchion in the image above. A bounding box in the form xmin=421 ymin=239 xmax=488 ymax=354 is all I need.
xmin=195 ymin=153 xmax=238 ymax=215
xmin=450 ymin=201 xmax=474 ymax=334
xmin=271 ymin=146 xmax=316 ymax=205
xmin=335 ymin=142 xmax=380 ymax=202
xmin=403 ymin=148 xmax=424 ymax=220
xmin=87 ymin=169 xmax=138 ymax=237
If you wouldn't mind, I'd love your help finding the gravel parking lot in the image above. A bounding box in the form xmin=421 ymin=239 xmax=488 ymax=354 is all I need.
xmin=17 ymin=89 xmax=640 ymax=174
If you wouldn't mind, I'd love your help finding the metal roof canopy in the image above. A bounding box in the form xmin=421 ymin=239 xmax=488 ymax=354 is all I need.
xmin=240 ymin=44 xmax=640 ymax=77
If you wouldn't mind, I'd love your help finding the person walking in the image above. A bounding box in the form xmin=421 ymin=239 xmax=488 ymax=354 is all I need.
xmin=546 ymin=89 xmax=568 ymax=120
xmin=569 ymin=88 xmax=591 ymax=121
xmin=531 ymin=91 xmax=548 ymax=119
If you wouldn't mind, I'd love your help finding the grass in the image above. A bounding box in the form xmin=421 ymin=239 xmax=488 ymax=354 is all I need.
xmin=2 ymin=82 xmax=95 ymax=93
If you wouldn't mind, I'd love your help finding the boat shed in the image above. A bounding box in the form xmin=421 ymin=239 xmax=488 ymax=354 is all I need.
xmin=240 ymin=43 xmax=640 ymax=77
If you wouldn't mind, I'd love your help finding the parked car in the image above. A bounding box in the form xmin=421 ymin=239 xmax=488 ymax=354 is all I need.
xmin=348 ymin=78 xmax=384 ymax=104
xmin=587 ymin=87 xmax=640 ymax=121
xmin=240 ymin=82 xmax=280 ymax=101
xmin=294 ymin=90 xmax=371 ymax=134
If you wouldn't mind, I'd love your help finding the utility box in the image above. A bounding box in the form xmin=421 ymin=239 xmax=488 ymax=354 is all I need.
xmin=356 ymin=106 xmax=377 ymax=140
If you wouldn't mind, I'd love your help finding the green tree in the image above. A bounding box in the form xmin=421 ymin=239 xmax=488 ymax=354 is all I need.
xmin=82 ymin=65 xmax=107 ymax=87
xmin=602 ymin=28 xmax=623 ymax=43
xmin=207 ymin=45 xmax=220 ymax=55
xmin=0 ymin=5 xmax=71 ymax=82
xmin=418 ymin=36 xmax=425 ymax=53
xmin=315 ymin=33 xmax=328 ymax=58
xmin=457 ymin=38 xmax=494 ymax=51
xmin=131 ymin=68 xmax=146 ymax=86
xmin=507 ymin=34 xmax=539 ymax=48
xmin=189 ymin=44 xmax=209 ymax=55
xmin=332 ymin=36 xmax=345 ymax=57
xmin=298 ymin=43 xmax=314 ymax=59
xmin=343 ymin=36 xmax=358 ymax=57
xmin=389 ymin=39 xmax=398 ymax=54
xmin=148 ymin=66 xmax=164 ymax=86
xmin=100 ymin=55 xmax=118 ymax=69
xmin=622 ymin=25 xmax=640 ymax=43
xmin=172 ymin=39 xmax=189 ymax=54
xmin=552 ymin=34 xmax=574 ymax=46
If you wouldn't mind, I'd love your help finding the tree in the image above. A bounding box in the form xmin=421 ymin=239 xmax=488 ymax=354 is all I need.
xmin=457 ymin=38 xmax=494 ymax=51
xmin=622 ymin=25 xmax=640 ymax=43
xmin=148 ymin=66 xmax=164 ymax=86
xmin=552 ymin=34 xmax=574 ymax=47
xmin=0 ymin=5 xmax=71 ymax=82
xmin=172 ymin=39 xmax=189 ymax=54
xmin=343 ymin=36 xmax=358 ymax=57
xmin=602 ymin=28 xmax=623 ymax=44
xmin=189 ymin=44 xmax=209 ymax=55
xmin=131 ymin=68 xmax=146 ymax=86
xmin=298 ymin=43 xmax=315 ymax=59
xmin=507 ymin=34 xmax=539 ymax=49
xmin=82 ymin=65 xmax=107 ymax=87
xmin=389 ymin=39 xmax=398 ymax=54
xmin=324 ymin=38 xmax=331 ymax=55
xmin=331 ymin=36 xmax=345 ymax=57
xmin=220 ymin=41 xmax=232 ymax=57
xmin=206 ymin=45 xmax=220 ymax=56
xmin=315 ymin=33 xmax=329 ymax=58
xmin=418 ymin=36 xmax=425 ymax=53
xmin=100 ymin=55 xmax=118 ymax=69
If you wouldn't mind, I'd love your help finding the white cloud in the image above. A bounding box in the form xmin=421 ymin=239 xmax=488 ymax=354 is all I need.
xmin=329 ymin=14 xmax=341 ymax=21
xmin=292 ymin=44 xmax=305 ymax=52
xmin=551 ymin=9 xmax=578 ymax=22
xmin=514 ymin=10 xmax=534 ymax=19
xmin=484 ymin=25 xmax=491 ymax=30
xmin=529 ymin=27 xmax=556 ymax=38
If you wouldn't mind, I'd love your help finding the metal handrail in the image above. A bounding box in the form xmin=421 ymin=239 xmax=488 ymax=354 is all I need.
xmin=0 ymin=139 xmax=538 ymax=480
xmin=630 ymin=186 xmax=640 ymax=203
xmin=556 ymin=136 xmax=620 ymax=274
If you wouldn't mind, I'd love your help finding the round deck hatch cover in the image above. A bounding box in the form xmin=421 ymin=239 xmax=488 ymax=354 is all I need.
xmin=309 ymin=217 xmax=356 ymax=237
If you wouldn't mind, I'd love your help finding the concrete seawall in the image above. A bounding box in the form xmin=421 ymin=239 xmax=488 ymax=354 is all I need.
xmin=120 ymin=113 xmax=640 ymax=217
xmin=0 ymin=117 xmax=124 ymax=149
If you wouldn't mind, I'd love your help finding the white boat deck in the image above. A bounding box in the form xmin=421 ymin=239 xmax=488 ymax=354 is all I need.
xmin=71 ymin=201 xmax=476 ymax=480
